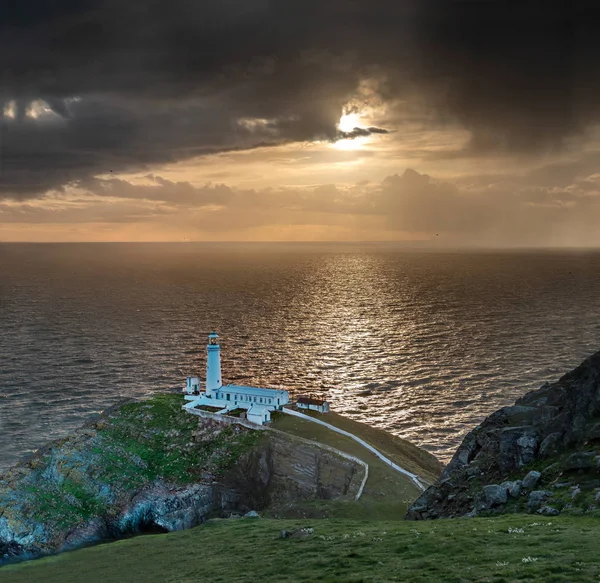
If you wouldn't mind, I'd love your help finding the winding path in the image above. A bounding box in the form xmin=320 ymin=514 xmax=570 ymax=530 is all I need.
xmin=281 ymin=408 xmax=427 ymax=492
xmin=183 ymin=401 xmax=369 ymax=500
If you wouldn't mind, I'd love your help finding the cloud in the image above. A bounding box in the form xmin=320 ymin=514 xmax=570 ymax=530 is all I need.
xmin=1 ymin=1 xmax=600 ymax=200
xmin=338 ymin=126 xmax=390 ymax=140
xmin=3 ymin=168 xmax=600 ymax=246
xmin=412 ymin=0 xmax=600 ymax=152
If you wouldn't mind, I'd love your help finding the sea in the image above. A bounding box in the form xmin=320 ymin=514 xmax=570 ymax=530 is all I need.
xmin=1 ymin=243 xmax=600 ymax=472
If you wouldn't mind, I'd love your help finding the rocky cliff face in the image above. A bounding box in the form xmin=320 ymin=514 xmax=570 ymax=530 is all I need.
xmin=406 ymin=349 xmax=600 ymax=520
xmin=0 ymin=395 xmax=363 ymax=564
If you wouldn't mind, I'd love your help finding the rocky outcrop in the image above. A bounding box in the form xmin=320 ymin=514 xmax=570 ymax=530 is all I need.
xmin=0 ymin=395 xmax=363 ymax=564
xmin=406 ymin=349 xmax=600 ymax=520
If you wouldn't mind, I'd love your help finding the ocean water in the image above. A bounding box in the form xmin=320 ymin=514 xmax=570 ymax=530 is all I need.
xmin=1 ymin=243 xmax=600 ymax=472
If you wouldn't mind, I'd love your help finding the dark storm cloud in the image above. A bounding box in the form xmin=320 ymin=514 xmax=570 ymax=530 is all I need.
xmin=1 ymin=0 xmax=600 ymax=198
xmin=414 ymin=0 xmax=600 ymax=152
xmin=338 ymin=126 xmax=390 ymax=140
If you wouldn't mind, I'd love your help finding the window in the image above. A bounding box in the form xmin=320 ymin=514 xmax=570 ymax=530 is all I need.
xmin=226 ymin=393 xmax=230 ymax=401
xmin=259 ymin=397 xmax=263 ymax=403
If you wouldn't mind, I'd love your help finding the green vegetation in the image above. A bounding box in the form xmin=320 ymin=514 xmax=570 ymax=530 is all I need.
xmin=24 ymin=478 xmax=108 ymax=530
xmin=16 ymin=394 xmax=262 ymax=532
xmin=4 ymin=515 xmax=600 ymax=582
xmin=95 ymin=393 xmax=260 ymax=484
xmin=276 ymin=410 xmax=442 ymax=484
xmin=490 ymin=446 xmax=600 ymax=517
xmin=270 ymin=411 xmax=441 ymax=520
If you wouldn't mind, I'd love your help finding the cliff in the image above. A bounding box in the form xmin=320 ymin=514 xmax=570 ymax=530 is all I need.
xmin=0 ymin=394 xmax=364 ymax=564
xmin=406 ymin=349 xmax=600 ymax=520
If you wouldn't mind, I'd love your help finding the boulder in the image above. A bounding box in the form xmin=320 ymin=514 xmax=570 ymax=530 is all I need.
xmin=498 ymin=428 xmax=539 ymax=473
xmin=406 ymin=349 xmax=600 ymax=520
xmin=527 ymin=490 xmax=553 ymax=511
xmin=537 ymin=505 xmax=560 ymax=516
xmin=508 ymin=480 xmax=522 ymax=498
xmin=244 ymin=510 xmax=260 ymax=518
xmin=587 ymin=423 xmax=600 ymax=441
xmin=562 ymin=452 xmax=597 ymax=471
xmin=570 ymin=414 xmax=588 ymax=442
xmin=539 ymin=433 xmax=563 ymax=458
xmin=522 ymin=470 xmax=541 ymax=490
xmin=516 ymin=435 xmax=538 ymax=466
xmin=483 ymin=484 xmax=508 ymax=506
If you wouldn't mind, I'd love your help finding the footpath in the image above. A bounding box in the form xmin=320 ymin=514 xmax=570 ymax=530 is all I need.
xmin=282 ymin=407 xmax=427 ymax=491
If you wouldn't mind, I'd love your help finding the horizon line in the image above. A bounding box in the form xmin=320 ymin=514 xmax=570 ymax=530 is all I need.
xmin=2 ymin=240 xmax=600 ymax=251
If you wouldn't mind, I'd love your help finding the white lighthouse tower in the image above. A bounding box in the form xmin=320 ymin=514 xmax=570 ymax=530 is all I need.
xmin=183 ymin=331 xmax=291 ymax=425
xmin=205 ymin=331 xmax=222 ymax=398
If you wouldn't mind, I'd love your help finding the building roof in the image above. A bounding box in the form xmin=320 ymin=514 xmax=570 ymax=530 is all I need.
xmin=247 ymin=404 xmax=270 ymax=415
xmin=217 ymin=384 xmax=288 ymax=397
xmin=297 ymin=395 xmax=328 ymax=406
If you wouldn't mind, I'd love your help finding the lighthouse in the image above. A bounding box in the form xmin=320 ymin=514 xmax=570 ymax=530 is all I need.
xmin=183 ymin=332 xmax=291 ymax=425
xmin=205 ymin=331 xmax=222 ymax=397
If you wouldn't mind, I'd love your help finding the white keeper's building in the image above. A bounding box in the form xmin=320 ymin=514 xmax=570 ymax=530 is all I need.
xmin=183 ymin=332 xmax=290 ymax=425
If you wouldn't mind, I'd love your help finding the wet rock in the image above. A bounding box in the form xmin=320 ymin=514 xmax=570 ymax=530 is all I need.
xmin=522 ymin=470 xmax=542 ymax=490
xmin=483 ymin=484 xmax=508 ymax=506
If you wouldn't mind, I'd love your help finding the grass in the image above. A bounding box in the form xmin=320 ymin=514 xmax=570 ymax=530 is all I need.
xmin=3 ymin=514 xmax=600 ymax=582
xmin=269 ymin=411 xmax=441 ymax=520
xmin=5 ymin=394 xmax=262 ymax=533
xmin=94 ymin=393 xmax=261 ymax=484
xmin=23 ymin=478 xmax=108 ymax=530
xmin=278 ymin=410 xmax=442 ymax=484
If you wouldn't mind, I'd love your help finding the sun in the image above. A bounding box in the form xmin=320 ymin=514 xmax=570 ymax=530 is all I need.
xmin=337 ymin=111 xmax=362 ymax=133
xmin=332 ymin=110 xmax=370 ymax=150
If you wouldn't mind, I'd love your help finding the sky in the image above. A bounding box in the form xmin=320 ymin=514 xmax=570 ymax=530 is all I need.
xmin=1 ymin=0 xmax=600 ymax=245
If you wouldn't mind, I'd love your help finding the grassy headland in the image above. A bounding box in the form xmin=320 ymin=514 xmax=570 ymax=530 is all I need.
xmin=268 ymin=409 xmax=441 ymax=520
